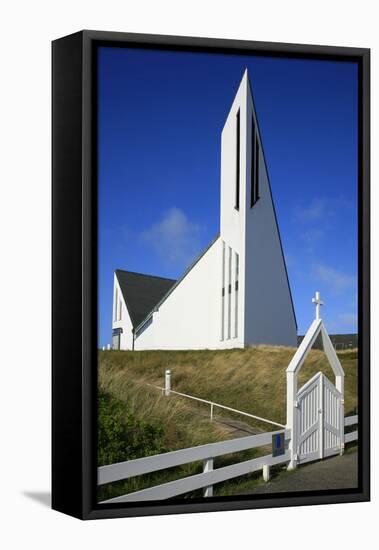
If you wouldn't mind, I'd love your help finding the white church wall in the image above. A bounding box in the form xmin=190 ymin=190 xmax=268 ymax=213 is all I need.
xmin=115 ymin=70 xmax=297 ymax=351
xmin=219 ymin=73 xmax=249 ymax=343
xmin=243 ymin=90 xmax=297 ymax=347
xmin=112 ymin=274 xmax=133 ymax=350
xmin=219 ymin=70 xmax=297 ymax=347
xmin=134 ymin=238 xmax=244 ymax=350
xmin=220 ymin=75 xmax=248 ymax=254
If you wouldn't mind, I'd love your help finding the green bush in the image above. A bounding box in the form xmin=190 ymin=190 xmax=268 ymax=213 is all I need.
xmin=98 ymin=389 xmax=165 ymax=466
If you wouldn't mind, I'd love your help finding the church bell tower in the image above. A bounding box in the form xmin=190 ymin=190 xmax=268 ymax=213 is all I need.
xmin=219 ymin=70 xmax=297 ymax=347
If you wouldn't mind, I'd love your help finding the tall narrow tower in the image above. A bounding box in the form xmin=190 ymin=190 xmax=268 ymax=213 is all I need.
xmin=220 ymin=70 xmax=297 ymax=347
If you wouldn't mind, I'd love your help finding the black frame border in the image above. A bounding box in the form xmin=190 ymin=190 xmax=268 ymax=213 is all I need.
xmin=52 ymin=30 xmax=370 ymax=520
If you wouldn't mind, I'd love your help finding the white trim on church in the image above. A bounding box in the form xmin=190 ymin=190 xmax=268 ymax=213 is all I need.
xmin=112 ymin=70 xmax=297 ymax=350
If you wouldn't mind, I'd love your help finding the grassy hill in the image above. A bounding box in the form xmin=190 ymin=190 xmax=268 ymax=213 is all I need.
xmin=97 ymin=346 xmax=357 ymax=501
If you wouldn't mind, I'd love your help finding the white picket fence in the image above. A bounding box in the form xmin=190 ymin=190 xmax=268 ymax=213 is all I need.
xmin=344 ymin=414 xmax=358 ymax=444
xmin=98 ymin=415 xmax=358 ymax=504
xmin=98 ymin=414 xmax=357 ymax=503
xmin=98 ymin=428 xmax=291 ymax=503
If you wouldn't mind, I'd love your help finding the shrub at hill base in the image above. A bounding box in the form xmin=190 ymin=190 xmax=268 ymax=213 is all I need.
xmin=98 ymin=389 xmax=166 ymax=467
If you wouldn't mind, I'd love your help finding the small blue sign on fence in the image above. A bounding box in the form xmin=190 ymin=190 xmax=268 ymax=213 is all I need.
xmin=272 ymin=433 xmax=285 ymax=457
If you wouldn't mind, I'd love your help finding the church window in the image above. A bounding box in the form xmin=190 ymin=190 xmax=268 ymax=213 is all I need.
xmin=254 ymin=136 xmax=260 ymax=204
xmin=119 ymin=300 xmax=122 ymax=321
xmin=234 ymin=252 xmax=239 ymax=338
xmin=235 ymin=110 xmax=240 ymax=210
xmin=251 ymin=119 xmax=260 ymax=207
xmin=114 ymin=288 xmax=118 ymax=322
xmin=250 ymin=116 xmax=256 ymax=207
xmin=221 ymin=241 xmax=225 ymax=341
xmin=227 ymin=246 xmax=232 ymax=339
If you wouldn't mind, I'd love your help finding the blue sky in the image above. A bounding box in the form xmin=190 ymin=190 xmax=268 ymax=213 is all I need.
xmin=98 ymin=46 xmax=358 ymax=347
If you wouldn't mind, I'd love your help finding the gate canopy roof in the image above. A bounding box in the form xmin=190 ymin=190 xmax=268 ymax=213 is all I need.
xmin=286 ymin=294 xmax=345 ymax=379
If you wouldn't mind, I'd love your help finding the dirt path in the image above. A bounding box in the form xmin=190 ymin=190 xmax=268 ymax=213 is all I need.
xmin=189 ymin=406 xmax=264 ymax=438
xmin=244 ymin=450 xmax=358 ymax=494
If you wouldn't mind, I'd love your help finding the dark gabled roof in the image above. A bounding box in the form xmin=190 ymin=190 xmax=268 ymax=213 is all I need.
xmin=115 ymin=270 xmax=176 ymax=328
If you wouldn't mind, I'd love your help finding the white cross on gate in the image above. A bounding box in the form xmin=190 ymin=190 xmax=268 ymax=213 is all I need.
xmin=312 ymin=291 xmax=324 ymax=320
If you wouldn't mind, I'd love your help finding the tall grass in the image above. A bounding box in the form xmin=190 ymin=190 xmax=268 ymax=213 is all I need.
xmin=99 ymin=346 xmax=357 ymax=429
xmin=97 ymin=346 xmax=357 ymax=500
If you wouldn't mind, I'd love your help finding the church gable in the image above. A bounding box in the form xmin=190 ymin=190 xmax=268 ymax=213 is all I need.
xmin=115 ymin=270 xmax=176 ymax=328
xmin=113 ymin=69 xmax=298 ymax=350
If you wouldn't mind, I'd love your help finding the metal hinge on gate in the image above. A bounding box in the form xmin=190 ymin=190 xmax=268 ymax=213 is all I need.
xmin=294 ymin=400 xmax=299 ymax=408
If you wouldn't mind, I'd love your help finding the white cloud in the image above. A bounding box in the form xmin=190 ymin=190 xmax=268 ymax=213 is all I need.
xmin=141 ymin=208 xmax=202 ymax=269
xmin=294 ymin=198 xmax=327 ymax=223
xmin=294 ymin=196 xmax=354 ymax=225
xmin=314 ymin=264 xmax=356 ymax=294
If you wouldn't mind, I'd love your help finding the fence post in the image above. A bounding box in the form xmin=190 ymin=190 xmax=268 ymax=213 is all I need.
xmin=203 ymin=458 xmax=213 ymax=497
xmin=263 ymin=464 xmax=270 ymax=482
xmin=286 ymin=370 xmax=298 ymax=470
xmin=210 ymin=403 xmax=214 ymax=421
xmin=165 ymin=369 xmax=171 ymax=396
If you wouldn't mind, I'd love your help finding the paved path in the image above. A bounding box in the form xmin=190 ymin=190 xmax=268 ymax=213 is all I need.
xmin=244 ymin=450 xmax=358 ymax=494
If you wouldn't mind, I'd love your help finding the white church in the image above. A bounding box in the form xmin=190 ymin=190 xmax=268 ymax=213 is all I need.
xmin=112 ymin=70 xmax=297 ymax=351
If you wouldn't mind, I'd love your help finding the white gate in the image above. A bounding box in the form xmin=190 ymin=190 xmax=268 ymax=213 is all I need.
xmin=286 ymin=292 xmax=345 ymax=469
xmin=296 ymin=371 xmax=343 ymax=464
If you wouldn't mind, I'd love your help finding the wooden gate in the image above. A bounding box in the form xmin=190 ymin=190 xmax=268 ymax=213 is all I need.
xmin=296 ymin=372 xmax=343 ymax=464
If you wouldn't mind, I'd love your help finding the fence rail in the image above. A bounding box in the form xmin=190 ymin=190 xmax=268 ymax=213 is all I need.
xmin=99 ymin=428 xmax=291 ymax=503
xmin=101 ymin=451 xmax=290 ymax=503
xmin=344 ymin=414 xmax=358 ymax=427
xmin=344 ymin=415 xmax=358 ymax=444
xmin=98 ymin=409 xmax=358 ymax=504
xmin=148 ymin=376 xmax=285 ymax=429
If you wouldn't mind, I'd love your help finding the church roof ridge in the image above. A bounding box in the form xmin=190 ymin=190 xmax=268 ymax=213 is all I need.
xmin=115 ymin=268 xmax=176 ymax=283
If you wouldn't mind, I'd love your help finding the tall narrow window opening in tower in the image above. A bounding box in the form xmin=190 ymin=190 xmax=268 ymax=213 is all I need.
xmin=250 ymin=116 xmax=256 ymax=207
xmin=227 ymin=246 xmax=232 ymax=339
xmin=235 ymin=110 xmax=240 ymax=210
xmin=254 ymin=136 xmax=260 ymax=204
xmin=234 ymin=252 xmax=239 ymax=338
xmin=220 ymin=241 xmax=225 ymax=341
